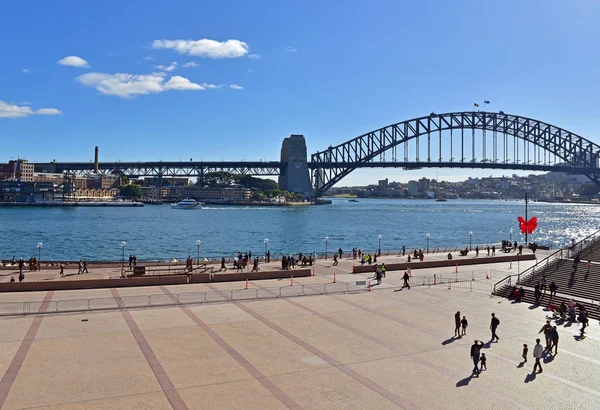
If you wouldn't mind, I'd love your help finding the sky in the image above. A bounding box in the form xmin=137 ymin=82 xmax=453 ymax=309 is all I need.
xmin=1 ymin=0 xmax=600 ymax=186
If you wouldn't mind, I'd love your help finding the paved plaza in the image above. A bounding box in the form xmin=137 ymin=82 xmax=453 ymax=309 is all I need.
xmin=0 ymin=255 xmax=598 ymax=409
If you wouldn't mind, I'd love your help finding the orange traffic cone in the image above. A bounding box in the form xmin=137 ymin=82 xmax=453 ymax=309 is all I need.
xmin=455 ymin=263 xmax=458 ymax=273
xmin=485 ymin=274 xmax=489 ymax=280
xmin=333 ymin=272 xmax=336 ymax=283
xmin=245 ymin=278 xmax=248 ymax=289
xmin=367 ymin=280 xmax=371 ymax=291
xmin=433 ymin=274 xmax=437 ymax=285
xmin=290 ymin=275 xmax=294 ymax=286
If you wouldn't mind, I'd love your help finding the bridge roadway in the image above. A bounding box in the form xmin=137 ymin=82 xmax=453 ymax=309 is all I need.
xmin=34 ymin=160 xmax=597 ymax=178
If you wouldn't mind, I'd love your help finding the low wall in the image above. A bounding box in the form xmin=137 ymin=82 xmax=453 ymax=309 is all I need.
xmin=352 ymin=254 xmax=537 ymax=273
xmin=0 ymin=269 xmax=311 ymax=292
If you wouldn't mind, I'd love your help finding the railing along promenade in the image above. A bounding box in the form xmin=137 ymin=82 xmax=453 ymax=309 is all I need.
xmin=0 ymin=274 xmax=493 ymax=317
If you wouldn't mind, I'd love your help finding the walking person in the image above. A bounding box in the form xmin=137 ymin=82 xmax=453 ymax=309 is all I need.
xmin=579 ymin=310 xmax=589 ymax=337
xmin=59 ymin=263 xmax=65 ymax=278
xmin=454 ymin=311 xmax=461 ymax=337
xmin=522 ymin=344 xmax=528 ymax=363
xmin=220 ymin=257 xmax=227 ymax=271
xmin=338 ymin=247 xmax=343 ymax=259
xmin=83 ymin=259 xmax=89 ymax=273
xmin=332 ymin=254 xmax=338 ymax=266
xmin=475 ymin=246 xmax=479 ymax=257
xmin=486 ymin=246 xmax=490 ymax=256
xmin=549 ymin=281 xmax=557 ymax=297
xmin=19 ymin=258 xmax=24 ymax=274
xmin=128 ymin=254 xmax=133 ymax=269
xmin=461 ymin=316 xmax=468 ymax=336
xmin=550 ymin=326 xmax=559 ymax=354
xmin=479 ymin=353 xmax=487 ymax=371
xmin=470 ymin=340 xmax=484 ymax=376
xmin=401 ymin=271 xmax=410 ymax=289
xmin=533 ymin=339 xmax=544 ymax=373
xmin=77 ymin=260 xmax=83 ymax=274
xmin=540 ymin=275 xmax=547 ymax=293
xmin=492 ymin=245 xmax=496 ymax=256
xmin=490 ymin=313 xmax=500 ymax=342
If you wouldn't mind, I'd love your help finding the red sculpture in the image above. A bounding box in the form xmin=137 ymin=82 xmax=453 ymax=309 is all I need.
xmin=518 ymin=216 xmax=538 ymax=234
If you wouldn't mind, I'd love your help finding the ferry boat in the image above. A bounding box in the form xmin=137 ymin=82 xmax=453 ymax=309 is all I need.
xmin=171 ymin=199 xmax=202 ymax=209
xmin=348 ymin=199 xmax=359 ymax=202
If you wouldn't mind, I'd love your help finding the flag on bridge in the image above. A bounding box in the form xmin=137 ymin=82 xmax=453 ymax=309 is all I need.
xmin=484 ymin=100 xmax=490 ymax=104
xmin=474 ymin=103 xmax=479 ymax=107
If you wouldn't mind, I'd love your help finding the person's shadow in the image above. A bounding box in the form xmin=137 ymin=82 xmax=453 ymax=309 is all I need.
xmin=524 ymin=372 xmax=537 ymax=383
xmin=517 ymin=361 xmax=525 ymax=368
xmin=442 ymin=336 xmax=460 ymax=345
xmin=456 ymin=375 xmax=473 ymax=387
xmin=543 ymin=354 xmax=555 ymax=363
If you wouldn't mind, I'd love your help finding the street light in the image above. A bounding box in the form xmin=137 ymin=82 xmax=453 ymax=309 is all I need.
xmin=37 ymin=242 xmax=43 ymax=271
xmin=196 ymin=240 xmax=201 ymax=265
xmin=426 ymin=233 xmax=430 ymax=254
xmin=120 ymin=241 xmax=126 ymax=277
xmin=324 ymin=236 xmax=329 ymax=260
xmin=510 ymin=228 xmax=514 ymax=242
xmin=264 ymin=238 xmax=269 ymax=255
xmin=469 ymin=231 xmax=473 ymax=251
xmin=378 ymin=234 xmax=382 ymax=255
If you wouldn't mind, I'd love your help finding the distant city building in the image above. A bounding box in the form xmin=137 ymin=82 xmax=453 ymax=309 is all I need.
xmin=418 ymin=177 xmax=430 ymax=191
xmin=378 ymin=178 xmax=389 ymax=187
xmin=0 ymin=159 xmax=34 ymax=182
xmin=142 ymin=185 xmax=252 ymax=202
xmin=408 ymin=180 xmax=419 ymax=195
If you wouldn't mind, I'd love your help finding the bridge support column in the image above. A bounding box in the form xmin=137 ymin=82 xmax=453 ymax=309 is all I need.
xmin=279 ymin=135 xmax=312 ymax=197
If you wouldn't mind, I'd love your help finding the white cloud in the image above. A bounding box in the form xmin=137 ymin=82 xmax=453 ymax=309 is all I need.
xmin=152 ymin=38 xmax=249 ymax=59
xmin=75 ymin=72 xmax=216 ymax=98
xmin=155 ymin=61 xmax=178 ymax=72
xmin=201 ymin=83 xmax=223 ymax=89
xmin=22 ymin=68 xmax=30 ymax=73
xmin=36 ymin=108 xmax=62 ymax=115
xmin=163 ymin=76 xmax=203 ymax=90
xmin=230 ymin=84 xmax=244 ymax=90
xmin=0 ymin=100 xmax=61 ymax=119
xmin=285 ymin=46 xmax=297 ymax=52
xmin=183 ymin=61 xmax=197 ymax=68
xmin=142 ymin=55 xmax=154 ymax=61
xmin=248 ymin=54 xmax=261 ymax=60
xmin=57 ymin=56 xmax=90 ymax=68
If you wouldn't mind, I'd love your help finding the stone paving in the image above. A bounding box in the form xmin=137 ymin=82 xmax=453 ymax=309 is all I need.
xmin=0 ymin=252 xmax=598 ymax=409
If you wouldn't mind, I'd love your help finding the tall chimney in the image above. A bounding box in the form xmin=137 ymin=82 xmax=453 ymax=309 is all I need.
xmin=94 ymin=146 xmax=99 ymax=174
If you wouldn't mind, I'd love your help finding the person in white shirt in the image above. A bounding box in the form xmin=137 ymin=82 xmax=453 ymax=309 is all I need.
xmin=533 ymin=339 xmax=544 ymax=373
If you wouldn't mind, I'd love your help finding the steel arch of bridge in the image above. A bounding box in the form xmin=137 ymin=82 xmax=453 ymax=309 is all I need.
xmin=310 ymin=111 xmax=600 ymax=196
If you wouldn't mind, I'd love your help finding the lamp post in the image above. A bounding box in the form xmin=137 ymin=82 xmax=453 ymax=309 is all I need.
xmin=37 ymin=242 xmax=43 ymax=271
xmin=510 ymin=228 xmax=513 ymax=242
xmin=196 ymin=240 xmax=201 ymax=265
xmin=264 ymin=238 xmax=269 ymax=255
xmin=426 ymin=233 xmax=430 ymax=254
xmin=324 ymin=236 xmax=329 ymax=260
xmin=469 ymin=231 xmax=473 ymax=251
xmin=120 ymin=241 xmax=126 ymax=277
xmin=378 ymin=235 xmax=382 ymax=255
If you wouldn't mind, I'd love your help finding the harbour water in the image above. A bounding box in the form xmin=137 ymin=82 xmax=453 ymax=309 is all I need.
xmin=1 ymin=199 xmax=597 ymax=261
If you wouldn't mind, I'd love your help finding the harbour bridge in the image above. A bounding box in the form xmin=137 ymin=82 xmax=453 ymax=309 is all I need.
xmin=34 ymin=111 xmax=600 ymax=197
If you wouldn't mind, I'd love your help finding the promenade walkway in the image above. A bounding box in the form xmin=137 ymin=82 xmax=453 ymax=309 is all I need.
xmin=0 ymin=252 xmax=598 ymax=409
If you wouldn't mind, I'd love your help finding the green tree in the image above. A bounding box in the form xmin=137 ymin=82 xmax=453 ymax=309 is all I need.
xmin=204 ymin=171 xmax=234 ymax=187
xmin=119 ymin=184 xmax=143 ymax=198
xmin=251 ymin=191 xmax=267 ymax=201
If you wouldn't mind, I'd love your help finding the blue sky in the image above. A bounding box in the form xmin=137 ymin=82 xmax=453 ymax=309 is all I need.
xmin=1 ymin=0 xmax=599 ymax=185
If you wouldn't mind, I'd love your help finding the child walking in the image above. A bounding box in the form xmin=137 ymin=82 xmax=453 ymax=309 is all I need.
xmin=460 ymin=316 xmax=468 ymax=336
xmin=479 ymin=353 xmax=487 ymax=371
xmin=522 ymin=344 xmax=528 ymax=363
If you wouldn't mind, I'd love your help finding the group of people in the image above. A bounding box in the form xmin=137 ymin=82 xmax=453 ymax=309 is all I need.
xmin=128 ymin=255 xmax=138 ymax=269
xmin=359 ymin=253 xmax=377 ymax=265
xmin=407 ymin=249 xmax=425 ymax=262
xmin=468 ymin=312 xmax=501 ymax=376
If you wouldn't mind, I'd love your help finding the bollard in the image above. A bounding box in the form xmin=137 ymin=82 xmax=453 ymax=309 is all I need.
xmin=509 ymin=260 xmax=512 ymax=269
xmin=367 ymin=280 xmax=371 ymax=291
xmin=312 ymin=266 xmax=315 ymax=276
xmin=291 ymin=275 xmax=294 ymax=286
xmin=409 ymin=267 xmax=412 ymax=277
xmin=455 ymin=263 xmax=458 ymax=273
xmin=333 ymin=272 xmax=337 ymax=283
xmin=485 ymin=273 xmax=489 ymax=280
xmin=472 ymin=272 xmax=474 ymax=281
xmin=434 ymin=274 xmax=437 ymax=285
xmin=245 ymin=278 xmax=248 ymax=289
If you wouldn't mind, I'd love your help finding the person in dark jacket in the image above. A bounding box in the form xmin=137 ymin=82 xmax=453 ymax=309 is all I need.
xmin=470 ymin=340 xmax=484 ymax=375
xmin=401 ymin=271 xmax=410 ymax=289
xmin=454 ymin=311 xmax=461 ymax=337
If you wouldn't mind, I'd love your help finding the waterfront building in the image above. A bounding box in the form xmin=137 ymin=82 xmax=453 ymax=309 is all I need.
xmin=418 ymin=177 xmax=430 ymax=191
xmin=0 ymin=181 xmax=62 ymax=202
xmin=408 ymin=180 xmax=419 ymax=195
xmin=0 ymin=159 xmax=34 ymax=182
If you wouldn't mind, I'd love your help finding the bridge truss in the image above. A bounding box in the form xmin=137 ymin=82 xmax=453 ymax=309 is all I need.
xmin=310 ymin=111 xmax=600 ymax=196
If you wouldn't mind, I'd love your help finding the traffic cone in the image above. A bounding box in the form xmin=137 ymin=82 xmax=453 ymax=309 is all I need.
xmin=291 ymin=275 xmax=294 ymax=286
xmin=485 ymin=274 xmax=489 ymax=280
xmin=367 ymin=280 xmax=371 ymax=291
xmin=433 ymin=274 xmax=437 ymax=285
xmin=455 ymin=263 xmax=458 ymax=273
xmin=333 ymin=272 xmax=337 ymax=283
xmin=509 ymin=260 xmax=512 ymax=269
xmin=245 ymin=278 xmax=248 ymax=289
xmin=312 ymin=266 xmax=315 ymax=276
xmin=409 ymin=267 xmax=412 ymax=277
